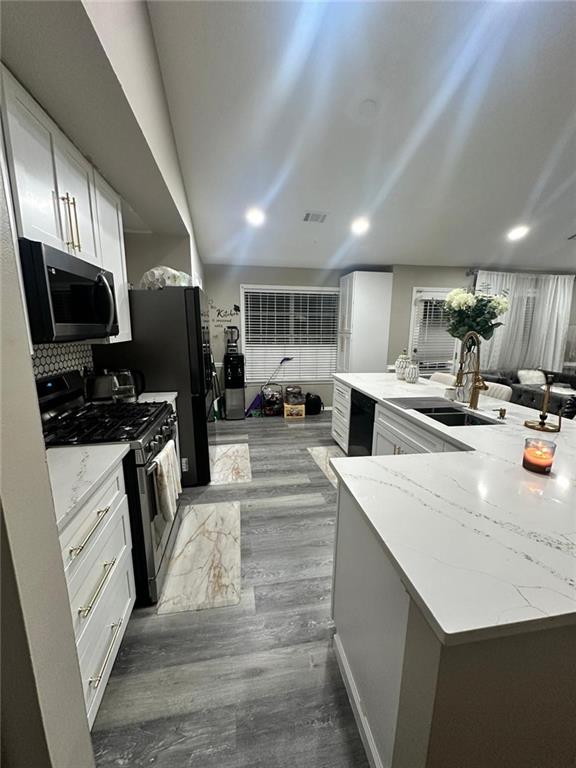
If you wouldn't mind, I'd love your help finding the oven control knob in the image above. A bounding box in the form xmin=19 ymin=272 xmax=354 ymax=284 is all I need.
xmin=162 ymin=425 xmax=171 ymax=437
xmin=149 ymin=439 xmax=159 ymax=452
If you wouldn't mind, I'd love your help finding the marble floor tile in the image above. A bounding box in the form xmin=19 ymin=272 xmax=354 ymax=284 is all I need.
xmin=157 ymin=502 xmax=241 ymax=615
xmin=307 ymin=445 xmax=345 ymax=487
xmin=209 ymin=444 xmax=252 ymax=485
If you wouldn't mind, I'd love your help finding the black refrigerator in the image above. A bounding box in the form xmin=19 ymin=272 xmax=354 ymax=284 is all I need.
xmin=93 ymin=287 xmax=212 ymax=486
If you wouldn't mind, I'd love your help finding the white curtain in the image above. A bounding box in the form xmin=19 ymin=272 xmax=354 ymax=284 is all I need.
xmin=478 ymin=271 xmax=574 ymax=371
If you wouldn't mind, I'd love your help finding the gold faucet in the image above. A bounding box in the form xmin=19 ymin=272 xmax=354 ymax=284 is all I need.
xmin=454 ymin=330 xmax=488 ymax=410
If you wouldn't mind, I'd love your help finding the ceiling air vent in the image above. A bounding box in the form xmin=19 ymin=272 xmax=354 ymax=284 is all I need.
xmin=303 ymin=211 xmax=328 ymax=224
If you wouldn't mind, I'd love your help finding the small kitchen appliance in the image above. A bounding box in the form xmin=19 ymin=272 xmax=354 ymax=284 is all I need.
xmin=225 ymin=325 xmax=240 ymax=354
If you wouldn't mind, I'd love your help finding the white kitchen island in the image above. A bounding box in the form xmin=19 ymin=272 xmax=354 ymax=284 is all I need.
xmin=330 ymin=374 xmax=576 ymax=768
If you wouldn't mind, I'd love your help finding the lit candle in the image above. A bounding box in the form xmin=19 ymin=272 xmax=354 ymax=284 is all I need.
xmin=522 ymin=438 xmax=556 ymax=474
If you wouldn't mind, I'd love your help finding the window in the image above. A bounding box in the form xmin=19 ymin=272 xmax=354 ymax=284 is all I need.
xmin=408 ymin=288 xmax=458 ymax=373
xmin=241 ymin=285 xmax=339 ymax=382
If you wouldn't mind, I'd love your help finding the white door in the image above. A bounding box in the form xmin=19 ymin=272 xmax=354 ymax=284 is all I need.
xmin=2 ymin=73 xmax=63 ymax=248
xmin=93 ymin=173 xmax=132 ymax=344
xmin=54 ymin=137 xmax=99 ymax=264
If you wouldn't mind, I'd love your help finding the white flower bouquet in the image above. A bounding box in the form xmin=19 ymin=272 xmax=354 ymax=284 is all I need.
xmin=444 ymin=288 xmax=509 ymax=341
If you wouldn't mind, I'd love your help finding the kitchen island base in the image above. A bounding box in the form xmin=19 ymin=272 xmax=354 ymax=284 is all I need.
xmin=333 ymin=485 xmax=576 ymax=768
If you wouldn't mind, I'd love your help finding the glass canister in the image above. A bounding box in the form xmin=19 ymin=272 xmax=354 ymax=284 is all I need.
xmin=395 ymin=349 xmax=410 ymax=380
xmin=405 ymin=360 xmax=420 ymax=384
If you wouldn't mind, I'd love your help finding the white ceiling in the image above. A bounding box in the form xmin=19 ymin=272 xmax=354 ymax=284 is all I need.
xmin=149 ymin=1 xmax=576 ymax=271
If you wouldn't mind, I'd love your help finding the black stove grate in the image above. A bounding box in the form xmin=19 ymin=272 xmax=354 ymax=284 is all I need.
xmin=43 ymin=401 xmax=166 ymax=446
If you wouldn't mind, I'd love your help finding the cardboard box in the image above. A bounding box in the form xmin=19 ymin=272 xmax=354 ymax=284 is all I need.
xmin=283 ymin=403 xmax=305 ymax=420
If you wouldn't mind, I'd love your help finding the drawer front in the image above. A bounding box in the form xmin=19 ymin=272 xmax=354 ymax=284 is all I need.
xmin=60 ymin=464 xmax=125 ymax=578
xmin=78 ymin=549 xmax=135 ymax=728
xmin=333 ymin=381 xmax=351 ymax=407
xmin=374 ymin=404 xmax=444 ymax=454
xmin=67 ymin=496 xmax=131 ymax=643
xmin=331 ymin=412 xmax=349 ymax=453
xmin=332 ymin=393 xmax=351 ymax=423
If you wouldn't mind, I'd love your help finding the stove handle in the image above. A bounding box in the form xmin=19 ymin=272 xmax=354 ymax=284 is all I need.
xmin=97 ymin=272 xmax=115 ymax=333
xmin=146 ymin=461 xmax=158 ymax=476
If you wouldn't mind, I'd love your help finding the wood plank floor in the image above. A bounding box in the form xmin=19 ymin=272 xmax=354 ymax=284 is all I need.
xmin=92 ymin=413 xmax=369 ymax=768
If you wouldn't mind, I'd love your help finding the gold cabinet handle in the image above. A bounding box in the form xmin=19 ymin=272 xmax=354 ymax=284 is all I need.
xmin=69 ymin=506 xmax=110 ymax=560
xmin=60 ymin=192 xmax=75 ymax=249
xmin=78 ymin=559 xmax=116 ymax=618
xmin=89 ymin=618 xmax=123 ymax=689
xmin=69 ymin=195 xmax=81 ymax=251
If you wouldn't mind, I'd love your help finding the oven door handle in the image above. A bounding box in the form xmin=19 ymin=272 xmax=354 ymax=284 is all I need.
xmin=146 ymin=460 xmax=158 ymax=476
xmin=97 ymin=272 xmax=115 ymax=333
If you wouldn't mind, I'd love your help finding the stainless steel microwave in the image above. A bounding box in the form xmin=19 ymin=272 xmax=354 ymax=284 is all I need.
xmin=19 ymin=238 xmax=119 ymax=343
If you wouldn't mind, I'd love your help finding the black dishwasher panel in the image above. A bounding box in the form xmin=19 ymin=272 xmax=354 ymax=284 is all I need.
xmin=349 ymin=389 xmax=376 ymax=456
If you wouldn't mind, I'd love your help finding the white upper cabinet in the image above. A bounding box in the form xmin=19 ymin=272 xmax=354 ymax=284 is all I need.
xmin=93 ymin=172 xmax=131 ymax=343
xmin=2 ymin=71 xmax=63 ymax=249
xmin=53 ymin=137 xmax=99 ymax=264
xmin=2 ymin=66 xmax=132 ymax=342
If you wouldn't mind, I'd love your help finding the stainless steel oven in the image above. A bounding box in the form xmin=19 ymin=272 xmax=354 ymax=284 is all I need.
xmin=127 ymin=409 xmax=181 ymax=605
xmin=19 ymin=237 xmax=118 ymax=342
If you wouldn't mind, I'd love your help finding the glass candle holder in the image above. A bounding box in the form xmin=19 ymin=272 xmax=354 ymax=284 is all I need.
xmin=522 ymin=438 xmax=556 ymax=474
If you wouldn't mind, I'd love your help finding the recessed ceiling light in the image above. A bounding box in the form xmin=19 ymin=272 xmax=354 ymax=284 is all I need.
xmin=506 ymin=224 xmax=530 ymax=242
xmin=245 ymin=207 xmax=266 ymax=227
xmin=351 ymin=216 xmax=370 ymax=236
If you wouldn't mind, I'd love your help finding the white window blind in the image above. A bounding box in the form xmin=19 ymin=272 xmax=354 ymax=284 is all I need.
xmin=409 ymin=288 xmax=457 ymax=373
xmin=241 ymin=285 xmax=339 ymax=382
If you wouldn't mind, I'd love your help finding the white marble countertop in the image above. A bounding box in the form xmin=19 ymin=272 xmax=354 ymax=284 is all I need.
xmin=138 ymin=391 xmax=178 ymax=406
xmin=331 ymin=373 xmax=576 ymax=645
xmin=47 ymin=444 xmax=130 ymax=533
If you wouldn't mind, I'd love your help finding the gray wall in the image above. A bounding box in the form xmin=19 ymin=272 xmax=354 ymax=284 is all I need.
xmin=204 ymin=264 xmax=343 ymax=407
xmin=1 ymin=152 xmax=95 ymax=767
xmin=124 ymin=232 xmax=194 ymax=286
xmin=204 ymin=263 xmax=476 ymax=406
xmin=388 ymin=265 xmax=473 ymax=364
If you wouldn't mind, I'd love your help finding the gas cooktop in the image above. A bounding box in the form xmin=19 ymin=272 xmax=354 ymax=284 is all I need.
xmin=43 ymin=401 xmax=167 ymax=446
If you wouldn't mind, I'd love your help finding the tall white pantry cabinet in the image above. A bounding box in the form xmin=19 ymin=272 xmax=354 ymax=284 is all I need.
xmin=337 ymin=271 xmax=394 ymax=373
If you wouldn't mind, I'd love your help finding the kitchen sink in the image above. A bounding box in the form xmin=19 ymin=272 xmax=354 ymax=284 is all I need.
xmin=385 ymin=398 xmax=500 ymax=426
xmin=414 ymin=407 xmax=499 ymax=427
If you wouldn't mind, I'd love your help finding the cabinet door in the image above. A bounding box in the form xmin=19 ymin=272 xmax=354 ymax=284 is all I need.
xmin=54 ymin=136 xmax=99 ymax=264
xmin=2 ymin=72 xmax=63 ymax=248
xmin=93 ymin=172 xmax=132 ymax=343
xmin=339 ymin=274 xmax=354 ymax=334
xmin=337 ymin=333 xmax=351 ymax=373
xmin=372 ymin=425 xmax=397 ymax=456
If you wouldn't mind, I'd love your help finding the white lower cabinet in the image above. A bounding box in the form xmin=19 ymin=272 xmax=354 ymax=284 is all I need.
xmin=332 ymin=381 xmax=351 ymax=453
xmin=372 ymin=404 xmax=465 ymax=456
xmin=60 ymin=461 xmax=134 ymax=728
xmin=372 ymin=422 xmax=427 ymax=456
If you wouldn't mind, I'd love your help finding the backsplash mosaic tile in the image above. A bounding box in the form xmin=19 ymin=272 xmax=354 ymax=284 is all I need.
xmin=32 ymin=343 xmax=93 ymax=379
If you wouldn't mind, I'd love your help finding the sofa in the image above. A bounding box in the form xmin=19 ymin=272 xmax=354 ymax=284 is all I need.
xmin=480 ymin=369 xmax=576 ymax=416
